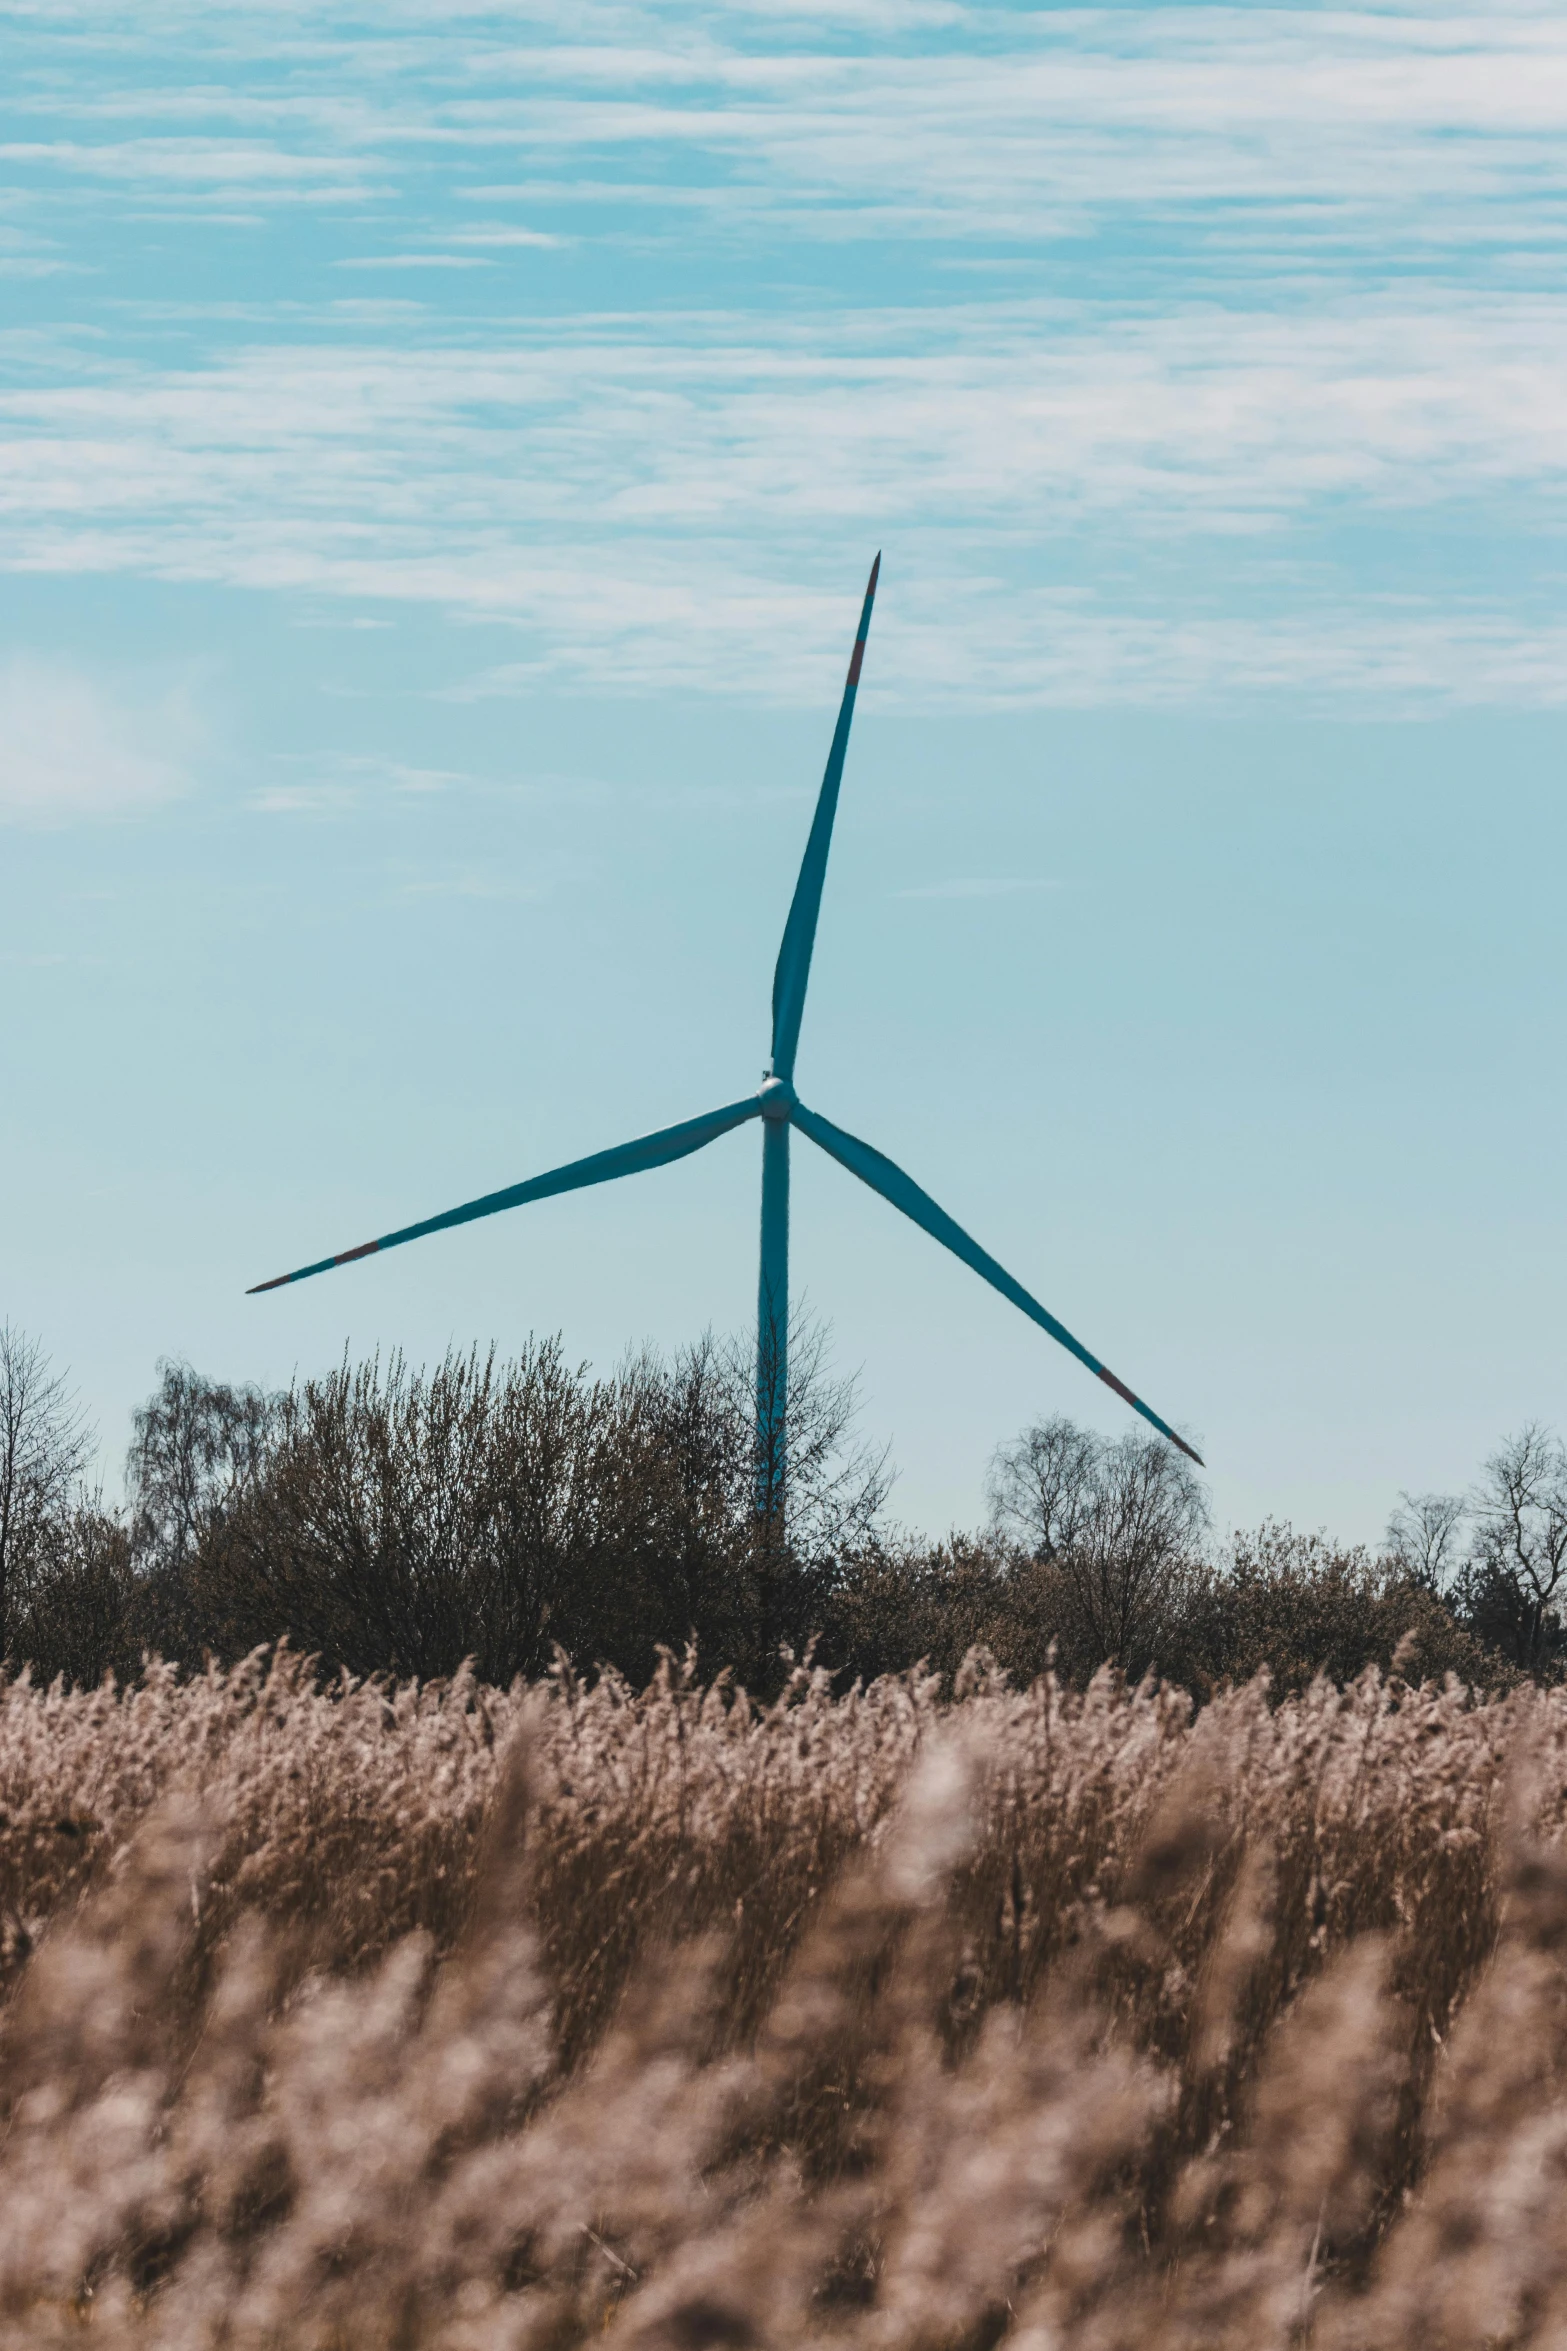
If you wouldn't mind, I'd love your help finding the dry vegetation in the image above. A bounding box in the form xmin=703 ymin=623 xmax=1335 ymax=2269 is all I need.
xmin=0 ymin=1648 xmax=1562 ymax=2347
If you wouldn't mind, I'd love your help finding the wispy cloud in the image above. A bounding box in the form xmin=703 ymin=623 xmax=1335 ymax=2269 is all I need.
xmin=18 ymin=297 xmax=1567 ymax=536
xmin=13 ymin=10 xmax=1567 ymax=256
xmin=0 ymin=137 xmax=378 ymax=202
xmin=6 ymin=293 xmax=1567 ymax=705
xmin=138 ymin=21 xmax=1567 ymax=224
xmin=0 ymin=657 xmax=191 ymax=823
xmin=7 ymin=5 xmax=1567 ymax=709
xmin=446 ymin=225 xmax=564 ymax=248
xmin=248 ymin=783 xmax=359 ymax=816
xmin=251 ymin=755 xmax=473 ymax=812
xmin=334 ymin=253 xmax=491 ymax=269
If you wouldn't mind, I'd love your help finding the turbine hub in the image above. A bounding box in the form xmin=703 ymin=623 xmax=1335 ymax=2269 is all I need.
xmin=758 ymin=1074 xmax=796 ymax=1122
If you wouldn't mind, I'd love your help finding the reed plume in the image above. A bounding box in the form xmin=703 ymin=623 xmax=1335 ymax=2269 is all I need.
xmin=0 ymin=1648 xmax=1544 ymax=2347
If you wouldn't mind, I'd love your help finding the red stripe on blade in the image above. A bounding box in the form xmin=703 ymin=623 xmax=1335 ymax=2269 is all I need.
xmin=1098 ymin=1368 xmax=1138 ymax=1409
xmin=333 ymin=1240 xmax=380 ymax=1267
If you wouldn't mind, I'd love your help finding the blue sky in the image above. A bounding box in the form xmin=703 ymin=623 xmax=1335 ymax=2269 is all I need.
xmin=5 ymin=0 xmax=1567 ymax=1544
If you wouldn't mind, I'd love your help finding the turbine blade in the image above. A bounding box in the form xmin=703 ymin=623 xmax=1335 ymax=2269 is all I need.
xmin=248 ymin=1094 xmax=765 ymax=1295
xmin=791 ymin=1100 xmax=1203 ymax=1465
xmin=769 ymin=554 xmax=880 ymax=1083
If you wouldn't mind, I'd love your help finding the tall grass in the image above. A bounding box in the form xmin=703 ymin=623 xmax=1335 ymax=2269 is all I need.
xmin=0 ymin=1648 xmax=1557 ymax=2346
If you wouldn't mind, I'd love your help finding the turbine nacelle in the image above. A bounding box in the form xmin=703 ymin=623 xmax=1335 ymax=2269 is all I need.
xmin=758 ymin=1074 xmax=797 ymax=1122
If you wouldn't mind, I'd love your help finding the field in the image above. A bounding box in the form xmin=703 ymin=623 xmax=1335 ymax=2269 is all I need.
xmin=0 ymin=1649 xmax=1560 ymax=2348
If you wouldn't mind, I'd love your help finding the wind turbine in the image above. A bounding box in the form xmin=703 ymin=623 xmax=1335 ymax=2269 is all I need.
xmin=250 ymin=557 xmax=1203 ymax=1497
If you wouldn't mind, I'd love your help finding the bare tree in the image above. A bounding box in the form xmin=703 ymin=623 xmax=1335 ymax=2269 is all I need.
xmin=127 ymin=1360 xmax=277 ymax=1574
xmin=716 ymin=1311 xmax=893 ymax=1677
xmin=986 ymin=1417 xmax=1103 ymax=1561
xmin=1385 ymin=1490 xmax=1468 ymax=1591
xmin=1458 ymin=1425 xmax=1567 ymax=1673
xmin=987 ymin=1413 xmax=1208 ymax=1675
xmin=0 ymin=1325 xmax=92 ymax=1656
xmin=728 ymin=1312 xmax=891 ymax=1558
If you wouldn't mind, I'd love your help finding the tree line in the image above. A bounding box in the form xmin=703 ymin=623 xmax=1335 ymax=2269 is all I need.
xmin=0 ymin=1318 xmax=1560 ymax=1697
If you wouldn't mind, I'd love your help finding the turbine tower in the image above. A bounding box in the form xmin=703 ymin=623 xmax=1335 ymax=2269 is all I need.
xmin=250 ymin=558 xmax=1202 ymax=1501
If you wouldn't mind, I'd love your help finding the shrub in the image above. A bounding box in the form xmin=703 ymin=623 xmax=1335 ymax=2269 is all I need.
xmin=11 ymin=1338 xmax=888 ymax=1697
xmin=0 ymin=1336 xmax=1524 ymax=1707
xmin=1173 ymin=1521 xmax=1514 ymax=1698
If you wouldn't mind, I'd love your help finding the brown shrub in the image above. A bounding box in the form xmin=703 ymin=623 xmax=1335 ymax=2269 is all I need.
xmin=0 ymin=1649 xmax=1554 ymax=2346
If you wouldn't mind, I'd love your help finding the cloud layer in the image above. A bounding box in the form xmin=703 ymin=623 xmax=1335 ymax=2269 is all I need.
xmin=5 ymin=4 xmax=1567 ymax=707
xmin=0 ymin=658 xmax=189 ymax=823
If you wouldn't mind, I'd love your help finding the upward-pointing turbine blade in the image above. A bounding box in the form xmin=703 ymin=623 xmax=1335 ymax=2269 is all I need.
xmin=769 ymin=554 xmax=880 ymax=1085
xmin=790 ymin=1100 xmax=1203 ymax=1465
xmin=248 ymin=1095 xmax=765 ymax=1295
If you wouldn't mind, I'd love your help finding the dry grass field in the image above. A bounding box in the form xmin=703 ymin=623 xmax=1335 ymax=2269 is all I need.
xmin=0 ymin=1647 xmax=1560 ymax=2348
